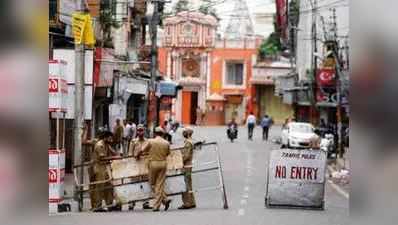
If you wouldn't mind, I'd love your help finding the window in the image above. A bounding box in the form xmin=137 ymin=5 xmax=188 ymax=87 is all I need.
xmin=226 ymin=62 xmax=244 ymax=86
xmin=49 ymin=0 xmax=57 ymax=22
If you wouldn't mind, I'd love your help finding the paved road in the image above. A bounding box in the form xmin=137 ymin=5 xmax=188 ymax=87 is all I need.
xmin=51 ymin=126 xmax=349 ymax=225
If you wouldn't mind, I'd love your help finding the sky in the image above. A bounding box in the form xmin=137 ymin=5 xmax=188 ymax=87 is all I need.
xmin=165 ymin=0 xmax=276 ymax=37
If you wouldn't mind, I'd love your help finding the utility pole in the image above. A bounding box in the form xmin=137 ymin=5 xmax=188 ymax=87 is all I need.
xmin=311 ymin=0 xmax=318 ymax=124
xmin=331 ymin=8 xmax=344 ymax=158
xmin=73 ymin=0 xmax=85 ymax=212
xmin=150 ymin=0 xmax=162 ymax=130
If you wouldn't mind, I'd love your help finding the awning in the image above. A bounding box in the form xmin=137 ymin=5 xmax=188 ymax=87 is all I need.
xmin=158 ymin=80 xmax=181 ymax=97
xmin=250 ymin=76 xmax=274 ymax=85
xmin=316 ymin=102 xmax=338 ymax=108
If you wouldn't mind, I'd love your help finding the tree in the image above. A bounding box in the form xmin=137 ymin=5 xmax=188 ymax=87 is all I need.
xmin=173 ymin=0 xmax=190 ymax=14
xmin=258 ymin=32 xmax=282 ymax=58
xmin=199 ymin=0 xmax=219 ymax=20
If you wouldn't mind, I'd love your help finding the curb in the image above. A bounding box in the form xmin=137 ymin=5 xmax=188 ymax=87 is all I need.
xmin=327 ymin=162 xmax=350 ymax=199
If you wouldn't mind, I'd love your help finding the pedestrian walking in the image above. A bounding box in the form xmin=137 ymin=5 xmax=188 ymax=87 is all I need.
xmin=162 ymin=119 xmax=172 ymax=143
xmin=148 ymin=127 xmax=172 ymax=211
xmin=123 ymin=119 xmax=136 ymax=155
xmin=178 ymin=127 xmax=196 ymax=210
xmin=113 ymin=118 xmax=124 ymax=153
xmin=260 ymin=114 xmax=273 ymax=141
xmin=246 ymin=112 xmax=256 ymax=140
xmin=90 ymin=131 xmax=121 ymax=212
xmin=128 ymin=124 xmax=152 ymax=210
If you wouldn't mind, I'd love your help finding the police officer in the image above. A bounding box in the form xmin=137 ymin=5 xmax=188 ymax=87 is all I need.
xmin=178 ymin=127 xmax=196 ymax=209
xmin=148 ymin=127 xmax=172 ymax=211
xmin=128 ymin=124 xmax=152 ymax=210
xmin=90 ymin=131 xmax=121 ymax=212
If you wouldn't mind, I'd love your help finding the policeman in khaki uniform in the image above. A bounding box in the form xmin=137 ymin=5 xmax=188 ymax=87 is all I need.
xmin=90 ymin=131 xmax=121 ymax=212
xmin=128 ymin=124 xmax=152 ymax=210
xmin=178 ymin=127 xmax=196 ymax=209
xmin=148 ymin=127 xmax=172 ymax=211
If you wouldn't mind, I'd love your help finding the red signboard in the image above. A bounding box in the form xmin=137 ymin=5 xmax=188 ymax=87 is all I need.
xmin=276 ymin=0 xmax=287 ymax=39
xmin=316 ymin=68 xmax=336 ymax=86
xmin=48 ymin=169 xmax=58 ymax=183
xmin=316 ymin=89 xmax=337 ymax=103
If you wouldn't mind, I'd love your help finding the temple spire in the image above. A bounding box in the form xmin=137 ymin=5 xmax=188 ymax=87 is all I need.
xmin=225 ymin=0 xmax=254 ymax=39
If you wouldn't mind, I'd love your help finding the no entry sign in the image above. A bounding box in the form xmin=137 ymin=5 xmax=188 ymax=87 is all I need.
xmin=265 ymin=149 xmax=327 ymax=209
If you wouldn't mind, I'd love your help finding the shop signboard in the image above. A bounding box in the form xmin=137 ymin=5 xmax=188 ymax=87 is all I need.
xmin=49 ymin=60 xmax=68 ymax=112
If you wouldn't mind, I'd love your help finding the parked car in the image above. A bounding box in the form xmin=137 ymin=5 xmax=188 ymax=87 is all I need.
xmin=281 ymin=122 xmax=319 ymax=149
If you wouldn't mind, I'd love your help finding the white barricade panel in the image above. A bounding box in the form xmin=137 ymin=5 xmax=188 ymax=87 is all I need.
xmin=114 ymin=175 xmax=186 ymax=203
xmin=266 ymin=149 xmax=327 ymax=208
xmin=111 ymin=150 xmax=184 ymax=179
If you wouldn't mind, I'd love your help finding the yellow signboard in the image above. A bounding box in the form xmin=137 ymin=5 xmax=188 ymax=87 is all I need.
xmin=72 ymin=13 xmax=95 ymax=46
xmin=212 ymin=80 xmax=221 ymax=91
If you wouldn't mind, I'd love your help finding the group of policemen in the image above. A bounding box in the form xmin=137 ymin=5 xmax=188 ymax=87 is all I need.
xmin=88 ymin=124 xmax=196 ymax=212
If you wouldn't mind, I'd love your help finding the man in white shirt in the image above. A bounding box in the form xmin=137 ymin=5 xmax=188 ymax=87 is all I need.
xmin=246 ymin=112 xmax=256 ymax=140
xmin=123 ymin=119 xmax=136 ymax=155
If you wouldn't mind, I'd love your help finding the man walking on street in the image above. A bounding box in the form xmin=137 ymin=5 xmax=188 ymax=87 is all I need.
xmin=123 ymin=119 xmax=136 ymax=156
xmin=113 ymin=118 xmax=124 ymax=153
xmin=260 ymin=114 xmax=273 ymax=141
xmin=178 ymin=127 xmax=196 ymax=210
xmin=246 ymin=112 xmax=256 ymax=140
xmin=128 ymin=124 xmax=152 ymax=210
xmin=148 ymin=127 xmax=172 ymax=211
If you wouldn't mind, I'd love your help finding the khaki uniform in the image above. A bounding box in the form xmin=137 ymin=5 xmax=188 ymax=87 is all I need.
xmin=129 ymin=138 xmax=151 ymax=160
xmin=148 ymin=136 xmax=170 ymax=210
xmin=181 ymin=138 xmax=196 ymax=207
xmin=90 ymin=140 xmax=114 ymax=209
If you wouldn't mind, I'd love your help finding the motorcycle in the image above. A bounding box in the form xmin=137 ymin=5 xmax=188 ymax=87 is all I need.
xmin=227 ymin=125 xmax=238 ymax=142
xmin=320 ymin=133 xmax=336 ymax=159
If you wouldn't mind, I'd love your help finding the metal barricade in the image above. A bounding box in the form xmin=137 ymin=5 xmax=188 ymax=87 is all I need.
xmin=73 ymin=141 xmax=229 ymax=211
xmin=190 ymin=142 xmax=229 ymax=209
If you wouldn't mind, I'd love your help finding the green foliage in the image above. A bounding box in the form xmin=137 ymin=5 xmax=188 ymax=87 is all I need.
xmin=199 ymin=0 xmax=219 ymax=19
xmin=173 ymin=0 xmax=190 ymax=14
xmin=258 ymin=32 xmax=282 ymax=57
xmin=289 ymin=0 xmax=300 ymax=27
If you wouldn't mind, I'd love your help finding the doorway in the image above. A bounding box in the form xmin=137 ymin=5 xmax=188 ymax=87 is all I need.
xmin=127 ymin=94 xmax=146 ymax=125
xmin=182 ymin=91 xmax=198 ymax=125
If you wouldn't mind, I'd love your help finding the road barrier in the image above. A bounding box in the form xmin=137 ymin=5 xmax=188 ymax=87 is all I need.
xmin=73 ymin=141 xmax=228 ymax=211
xmin=265 ymin=148 xmax=327 ymax=210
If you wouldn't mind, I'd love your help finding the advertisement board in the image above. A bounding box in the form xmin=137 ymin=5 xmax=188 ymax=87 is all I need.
xmin=53 ymin=49 xmax=93 ymax=84
xmin=49 ymin=149 xmax=66 ymax=213
xmin=49 ymin=60 xmax=68 ymax=112
xmin=265 ymin=149 xmax=327 ymax=209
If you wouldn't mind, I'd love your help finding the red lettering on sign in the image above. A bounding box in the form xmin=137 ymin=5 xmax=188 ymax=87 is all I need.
xmin=275 ymin=165 xmax=286 ymax=179
xmin=289 ymin=166 xmax=319 ymax=180
xmin=48 ymin=79 xmax=59 ymax=92
xmin=48 ymin=169 xmax=58 ymax=183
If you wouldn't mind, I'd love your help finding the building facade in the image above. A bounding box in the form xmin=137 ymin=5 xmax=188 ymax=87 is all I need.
xmin=159 ymin=11 xmax=218 ymax=125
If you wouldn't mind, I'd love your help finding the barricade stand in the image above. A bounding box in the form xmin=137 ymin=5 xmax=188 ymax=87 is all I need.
xmin=48 ymin=60 xmax=68 ymax=214
xmin=265 ymin=148 xmax=327 ymax=210
xmin=190 ymin=142 xmax=229 ymax=209
xmin=48 ymin=111 xmax=67 ymax=214
xmin=73 ymin=141 xmax=229 ymax=211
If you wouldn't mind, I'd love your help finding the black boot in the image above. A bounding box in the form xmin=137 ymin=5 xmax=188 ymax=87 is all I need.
xmin=164 ymin=199 xmax=172 ymax=211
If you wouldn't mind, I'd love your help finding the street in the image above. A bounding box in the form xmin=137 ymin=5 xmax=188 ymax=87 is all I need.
xmin=51 ymin=126 xmax=349 ymax=225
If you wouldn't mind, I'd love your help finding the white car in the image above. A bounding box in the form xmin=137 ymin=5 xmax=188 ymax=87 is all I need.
xmin=281 ymin=122 xmax=319 ymax=149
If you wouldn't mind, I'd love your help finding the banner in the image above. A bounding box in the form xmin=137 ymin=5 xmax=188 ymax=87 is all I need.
xmin=72 ymin=13 xmax=95 ymax=45
xmin=276 ymin=0 xmax=287 ymax=39
xmin=316 ymin=68 xmax=336 ymax=86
